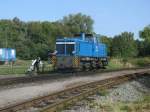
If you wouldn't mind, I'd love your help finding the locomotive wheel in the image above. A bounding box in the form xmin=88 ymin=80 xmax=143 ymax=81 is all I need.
xmin=89 ymin=62 xmax=95 ymax=70
xmin=82 ymin=65 xmax=86 ymax=71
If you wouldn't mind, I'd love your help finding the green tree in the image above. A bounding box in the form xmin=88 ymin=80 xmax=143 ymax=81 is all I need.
xmin=139 ymin=25 xmax=150 ymax=56
xmin=139 ymin=25 xmax=150 ymax=42
xmin=61 ymin=13 xmax=94 ymax=34
xmin=99 ymin=35 xmax=112 ymax=56
xmin=0 ymin=13 xmax=95 ymax=60
xmin=112 ymin=32 xmax=138 ymax=58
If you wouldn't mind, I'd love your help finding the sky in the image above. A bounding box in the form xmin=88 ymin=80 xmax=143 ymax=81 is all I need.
xmin=0 ymin=0 xmax=150 ymax=38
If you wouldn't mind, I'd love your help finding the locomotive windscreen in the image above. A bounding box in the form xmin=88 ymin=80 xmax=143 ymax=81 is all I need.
xmin=66 ymin=44 xmax=74 ymax=55
xmin=56 ymin=42 xmax=75 ymax=55
xmin=56 ymin=44 xmax=65 ymax=55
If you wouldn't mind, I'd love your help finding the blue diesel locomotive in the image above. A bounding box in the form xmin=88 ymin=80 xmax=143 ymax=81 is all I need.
xmin=50 ymin=33 xmax=108 ymax=70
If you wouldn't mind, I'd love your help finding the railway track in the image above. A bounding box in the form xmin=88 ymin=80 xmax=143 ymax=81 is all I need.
xmin=0 ymin=69 xmax=149 ymax=112
xmin=0 ymin=67 xmax=150 ymax=87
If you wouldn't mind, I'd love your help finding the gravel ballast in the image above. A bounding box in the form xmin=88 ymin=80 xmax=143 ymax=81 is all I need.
xmin=62 ymin=75 xmax=150 ymax=112
xmin=0 ymin=69 xmax=149 ymax=109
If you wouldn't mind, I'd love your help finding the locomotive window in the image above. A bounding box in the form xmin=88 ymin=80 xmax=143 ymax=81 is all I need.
xmin=66 ymin=44 xmax=74 ymax=55
xmin=56 ymin=44 xmax=65 ymax=55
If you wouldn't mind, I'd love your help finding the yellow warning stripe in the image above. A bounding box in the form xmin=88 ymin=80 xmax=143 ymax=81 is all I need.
xmin=51 ymin=56 xmax=57 ymax=66
xmin=73 ymin=57 xmax=80 ymax=68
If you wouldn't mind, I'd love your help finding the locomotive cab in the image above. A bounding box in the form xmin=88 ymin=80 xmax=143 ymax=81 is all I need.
xmin=56 ymin=41 xmax=75 ymax=56
xmin=55 ymin=40 xmax=77 ymax=69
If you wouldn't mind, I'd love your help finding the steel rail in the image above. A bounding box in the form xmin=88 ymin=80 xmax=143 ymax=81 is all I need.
xmin=0 ymin=70 xmax=149 ymax=112
xmin=0 ymin=67 xmax=149 ymax=87
xmin=40 ymin=73 xmax=142 ymax=112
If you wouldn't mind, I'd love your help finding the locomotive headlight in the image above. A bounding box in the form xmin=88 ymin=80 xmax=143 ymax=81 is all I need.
xmin=72 ymin=51 xmax=76 ymax=54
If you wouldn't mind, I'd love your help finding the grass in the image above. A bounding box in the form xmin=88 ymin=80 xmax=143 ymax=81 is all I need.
xmin=0 ymin=66 xmax=28 ymax=75
xmin=107 ymin=57 xmax=150 ymax=70
xmin=117 ymin=95 xmax=150 ymax=112
xmin=107 ymin=58 xmax=126 ymax=69
xmin=97 ymin=89 xmax=109 ymax=96
xmin=89 ymin=95 xmax=150 ymax=112
xmin=0 ymin=59 xmax=53 ymax=75
xmin=129 ymin=57 xmax=150 ymax=67
xmin=0 ymin=57 xmax=150 ymax=75
xmin=0 ymin=60 xmax=29 ymax=75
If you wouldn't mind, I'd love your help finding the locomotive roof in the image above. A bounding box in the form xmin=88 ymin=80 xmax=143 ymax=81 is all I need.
xmin=56 ymin=35 xmax=96 ymax=42
xmin=74 ymin=33 xmax=93 ymax=37
xmin=56 ymin=38 xmax=81 ymax=42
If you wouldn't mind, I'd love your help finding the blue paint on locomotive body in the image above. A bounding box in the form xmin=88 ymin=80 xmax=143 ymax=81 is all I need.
xmin=56 ymin=33 xmax=107 ymax=58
